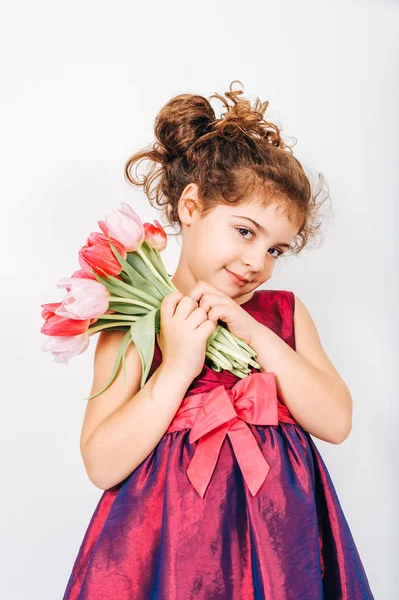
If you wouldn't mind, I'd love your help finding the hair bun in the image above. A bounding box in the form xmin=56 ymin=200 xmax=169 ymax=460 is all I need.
xmin=154 ymin=94 xmax=216 ymax=161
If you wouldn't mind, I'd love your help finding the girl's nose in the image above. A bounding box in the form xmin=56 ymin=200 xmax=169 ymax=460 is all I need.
xmin=243 ymin=250 xmax=266 ymax=274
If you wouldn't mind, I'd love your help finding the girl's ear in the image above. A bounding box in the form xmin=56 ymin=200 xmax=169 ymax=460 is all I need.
xmin=178 ymin=184 xmax=201 ymax=225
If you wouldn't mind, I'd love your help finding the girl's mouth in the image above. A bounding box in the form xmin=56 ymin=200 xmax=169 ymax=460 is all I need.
xmin=225 ymin=268 xmax=249 ymax=287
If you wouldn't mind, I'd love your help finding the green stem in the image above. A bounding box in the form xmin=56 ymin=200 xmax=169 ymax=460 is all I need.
xmin=151 ymin=247 xmax=179 ymax=290
xmin=217 ymin=326 xmax=241 ymax=350
xmin=231 ymin=334 xmax=257 ymax=357
xmin=206 ymin=349 xmax=225 ymax=370
xmin=136 ymin=247 xmax=175 ymax=290
xmin=108 ymin=295 xmax=157 ymax=311
xmin=207 ymin=346 xmax=234 ymax=370
xmin=211 ymin=325 xmax=253 ymax=360
xmin=110 ymin=286 xmax=160 ymax=308
xmin=211 ymin=340 xmax=256 ymax=364
xmin=96 ymin=314 xmax=138 ymax=321
xmin=220 ymin=327 xmax=256 ymax=356
xmin=87 ymin=321 xmax=135 ymax=335
xmin=209 ymin=338 xmax=250 ymax=362
xmin=230 ymin=368 xmax=247 ymax=379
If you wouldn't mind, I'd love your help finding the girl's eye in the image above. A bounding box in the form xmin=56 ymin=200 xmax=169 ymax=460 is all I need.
xmin=237 ymin=227 xmax=254 ymax=240
xmin=237 ymin=228 xmax=283 ymax=259
xmin=268 ymin=247 xmax=283 ymax=259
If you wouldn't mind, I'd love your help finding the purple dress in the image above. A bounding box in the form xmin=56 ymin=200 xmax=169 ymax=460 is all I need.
xmin=62 ymin=289 xmax=374 ymax=599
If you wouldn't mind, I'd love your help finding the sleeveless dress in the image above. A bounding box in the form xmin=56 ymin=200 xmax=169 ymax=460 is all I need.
xmin=62 ymin=289 xmax=374 ymax=599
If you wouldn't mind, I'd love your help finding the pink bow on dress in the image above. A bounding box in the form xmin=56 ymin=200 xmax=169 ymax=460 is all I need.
xmin=166 ymin=372 xmax=297 ymax=499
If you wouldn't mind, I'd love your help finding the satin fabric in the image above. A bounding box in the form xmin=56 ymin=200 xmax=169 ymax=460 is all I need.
xmin=62 ymin=289 xmax=374 ymax=599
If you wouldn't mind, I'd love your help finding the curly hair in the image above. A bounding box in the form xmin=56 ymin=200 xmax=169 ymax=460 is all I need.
xmin=124 ymin=80 xmax=331 ymax=254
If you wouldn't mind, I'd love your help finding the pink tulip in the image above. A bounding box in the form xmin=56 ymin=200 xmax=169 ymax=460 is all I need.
xmin=41 ymin=302 xmax=63 ymax=321
xmin=71 ymin=268 xmax=92 ymax=281
xmin=54 ymin=277 xmax=110 ymax=320
xmin=41 ymin=332 xmax=90 ymax=364
xmin=78 ymin=231 xmax=127 ymax=278
xmin=101 ymin=202 xmax=145 ymax=252
xmin=41 ymin=302 xmax=93 ymax=336
xmin=143 ymin=219 xmax=167 ymax=251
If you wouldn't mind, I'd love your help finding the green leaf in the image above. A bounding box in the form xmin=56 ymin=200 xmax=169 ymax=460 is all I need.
xmin=125 ymin=251 xmax=171 ymax=298
xmin=107 ymin=301 xmax=148 ymax=316
xmin=141 ymin=240 xmax=172 ymax=285
xmin=91 ymin=270 xmax=141 ymax=297
xmin=88 ymin=318 xmax=135 ymax=330
xmin=109 ymin=241 xmax=165 ymax=303
xmin=130 ymin=309 xmax=158 ymax=389
xmin=81 ymin=330 xmax=132 ymax=401
xmin=154 ymin=307 xmax=161 ymax=333
xmin=118 ymin=271 xmax=132 ymax=285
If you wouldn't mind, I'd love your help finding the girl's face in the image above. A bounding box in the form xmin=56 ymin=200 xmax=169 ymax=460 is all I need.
xmin=172 ymin=184 xmax=300 ymax=304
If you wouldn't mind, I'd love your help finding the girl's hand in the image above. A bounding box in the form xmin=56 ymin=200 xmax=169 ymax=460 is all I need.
xmin=156 ymin=292 xmax=217 ymax=381
xmin=187 ymin=280 xmax=261 ymax=347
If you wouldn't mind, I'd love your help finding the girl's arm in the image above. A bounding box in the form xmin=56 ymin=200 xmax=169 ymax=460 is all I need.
xmin=248 ymin=294 xmax=352 ymax=444
xmin=80 ymin=330 xmax=194 ymax=490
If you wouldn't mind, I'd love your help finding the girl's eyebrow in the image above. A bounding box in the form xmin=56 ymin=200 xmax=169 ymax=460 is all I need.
xmin=231 ymin=214 xmax=292 ymax=248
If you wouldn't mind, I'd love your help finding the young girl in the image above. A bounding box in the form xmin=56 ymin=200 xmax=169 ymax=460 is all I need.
xmin=62 ymin=81 xmax=374 ymax=599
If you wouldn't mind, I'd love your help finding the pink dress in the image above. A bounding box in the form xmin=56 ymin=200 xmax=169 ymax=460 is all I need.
xmin=62 ymin=289 xmax=374 ymax=599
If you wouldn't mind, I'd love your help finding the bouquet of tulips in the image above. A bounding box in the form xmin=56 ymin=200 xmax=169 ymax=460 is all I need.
xmin=41 ymin=203 xmax=261 ymax=401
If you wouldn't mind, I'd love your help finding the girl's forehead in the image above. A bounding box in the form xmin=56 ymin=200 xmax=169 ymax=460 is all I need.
xmin=213 ymin=200 xmax=291 ymax=223
xmin=208 ymin=201 xmax=300 ymax=240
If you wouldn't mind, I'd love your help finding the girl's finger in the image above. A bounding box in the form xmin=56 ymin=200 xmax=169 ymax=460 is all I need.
xmin=161 ymin=292 xmax=183 ymax=320
xmin=175 ymin=295 xmax=199 ymax=320
xmin=198 ymin=318 xmax=217 ymax=337
xmin=187 ymin=306 xmax=209 ymax=328
xmin=198 ymin=293 xmax=225 ymax=313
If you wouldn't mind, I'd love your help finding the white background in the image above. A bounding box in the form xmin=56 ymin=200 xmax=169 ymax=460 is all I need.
xmin=2 ymin=0 xmax=397 ymax=597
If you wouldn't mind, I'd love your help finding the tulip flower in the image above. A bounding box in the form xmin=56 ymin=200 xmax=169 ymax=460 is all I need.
xmin=54 ymin=277 xmax=110 ymax=320
xmin=143 ymin=220 xmax=167 ymax=251
xmin=40 ymin=302 xmax=93 ymax=336
xmin=102 ymin=202 xmax=145 ymax=252
xmin=71 ymin=269 xmax=92 ymax=281
xmin=79 ymin=232 xmax=127 ymax=278
xmin=41 ymin=332 xmax=90 ymax=364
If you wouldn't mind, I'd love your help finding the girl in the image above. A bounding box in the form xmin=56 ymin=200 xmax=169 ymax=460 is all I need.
xmin=62 ymin=81 xmax=374 ymax=599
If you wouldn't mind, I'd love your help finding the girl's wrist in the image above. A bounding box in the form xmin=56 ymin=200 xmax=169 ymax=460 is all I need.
xmin=158 ymin=360 xmax=196 ymax=390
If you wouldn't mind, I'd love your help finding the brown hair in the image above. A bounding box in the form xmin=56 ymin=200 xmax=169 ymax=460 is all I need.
xmin=124 ymin=80 xmax=331 ymax=254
